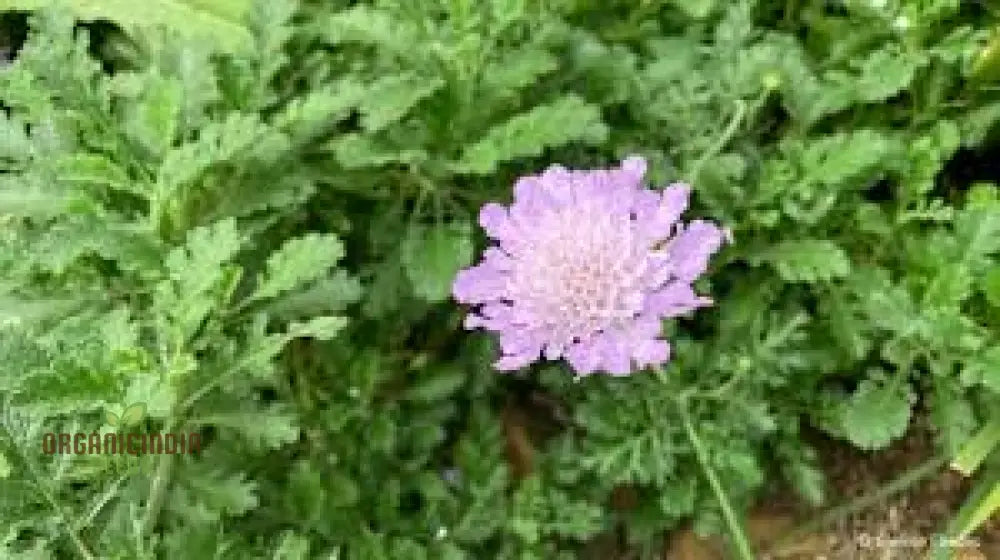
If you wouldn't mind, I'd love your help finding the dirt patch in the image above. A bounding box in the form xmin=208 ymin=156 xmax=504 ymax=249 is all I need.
xmin=663 ymin=422 xmax=1000 ymax=560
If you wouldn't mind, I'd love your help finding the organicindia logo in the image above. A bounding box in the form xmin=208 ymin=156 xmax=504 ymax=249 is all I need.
xmin=41 ymin=402 xmax=201 ymax=456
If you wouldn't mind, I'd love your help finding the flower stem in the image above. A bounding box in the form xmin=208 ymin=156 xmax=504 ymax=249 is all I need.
xmin=687 ymin=99 xmax=747 ymax=185
xmin=141 ymin=420 xmax=175 ymax=537
xmin=679 ymin=398 xmax=756 ymax=560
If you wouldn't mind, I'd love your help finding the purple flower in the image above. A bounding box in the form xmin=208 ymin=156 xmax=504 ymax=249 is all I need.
xmin=452 ymin=157 xmax=728 ymax=377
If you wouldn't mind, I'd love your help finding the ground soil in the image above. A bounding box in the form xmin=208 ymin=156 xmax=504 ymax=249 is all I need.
xmin=661 ymin=421 xmax=1000 ymax=560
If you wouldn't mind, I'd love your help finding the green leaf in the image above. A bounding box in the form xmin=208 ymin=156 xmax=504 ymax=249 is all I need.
xmin=189 ymin=471 xmax=260 ymax=517
xmin=328 ymin=133 xmax=428 ymax=169
xmin=0 ymin=0 xmax=255 ymax=54
xmin=405 ymin=368 xmax=467 ymax=402
xmin=952 ymin=419 xmax=1000 ymax=476
xmin=272 ymin=532 xmax=310 ymax=560
xmin=748 ymin=240 xmax=851 ymax=283
xmin=670 ymin=0 xmax=715 ymax=19
xmin=326 ymin=471 xmax=360 ymax=508
xmin=954 ymin=201 xmax=1000 ymax=271
xmin=983 ymin=266 xmax=1000 ymax=308
xmin=196 ymin=409 xmax=299 ymax=450
xmin=800 ymin=129 xmax=896 ymax=186
xmin=832 ymin=46 xmax=921 ymax=103
xmin=839 ymin=380 xmax=913 ymax=450
xmin=965 ymin=346 xmax=1000 ymax=393
xmin=482 ymin=47 xmax=559 ymax=94
xmin=321 ymin=5 xmax=417 ymax=53
xmin=263 ymin=271 xmax=362 ymax=320
xmin=0 ymin=295 xmax=85 ymax=326
xmin=287 ymin=316 xmax=348 ymax=340
xmin=0 ymin=177 xmax=78 ymax=218
xmin=53 ymin=153 xmax=136 ymax=195
xmin=453 ymin=95 xmax=608 ymax=174
xmin=165 ymin=218 xmax=245 ymax=296
xmin=956 ymin=480 xmax=1000 ymax=539
xmin=125 ymin=76 xmax=182 ymax=156
xmin=251 ymin=233 xmax=346 ymax=303
xmin=358 ymin=74 xmax=444 ymax=132
xmin=0 ymin=113 xmax=33 ymax=162
xmin=156 ymin=112 xmax=271 ymax=196
xmin=0 ymin=452 xmax=9 ymax=479
xmin=273 ymin=80 xmax=367 ymax=139
xmin=972 ymin=29 xmax=1000 ymax=80
xmin=401 ymin=222 xmax=474 ymax=302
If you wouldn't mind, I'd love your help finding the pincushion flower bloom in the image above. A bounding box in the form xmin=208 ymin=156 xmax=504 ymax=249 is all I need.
xmin=452 ymin=156 xmax=728 ymax=377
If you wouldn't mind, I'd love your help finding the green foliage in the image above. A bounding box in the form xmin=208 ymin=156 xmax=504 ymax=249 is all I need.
xmin=0 ymin=0 xmax=999 ymax=558
xmin=0 ymin=0 xmax=254 ymax=53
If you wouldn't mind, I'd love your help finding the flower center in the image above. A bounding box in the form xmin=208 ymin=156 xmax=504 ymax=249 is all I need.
xmin=506 ymin=206 xmax=646 ymax=337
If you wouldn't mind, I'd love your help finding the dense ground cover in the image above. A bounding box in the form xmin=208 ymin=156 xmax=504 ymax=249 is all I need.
xmin=0 ymin=1 xmax=998 ymax=558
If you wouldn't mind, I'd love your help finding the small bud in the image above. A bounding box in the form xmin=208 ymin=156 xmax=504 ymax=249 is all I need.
xmin=762 ymin=72 xmax=782 ymax=91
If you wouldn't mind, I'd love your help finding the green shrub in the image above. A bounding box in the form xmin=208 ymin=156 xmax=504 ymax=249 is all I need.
xmin=0 ymin=1 xmax=998 ymax=558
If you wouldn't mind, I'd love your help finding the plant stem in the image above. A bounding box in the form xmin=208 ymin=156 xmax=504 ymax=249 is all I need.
xmin=686 ymin=99 xmax=747 ymax=186
xmin=141 ymin=421 xmax=176 ymax=537
xmin=30 ymin=460 xmax=96 ymax=559
xmin=679 ymin=398 xmax=756 ymax=560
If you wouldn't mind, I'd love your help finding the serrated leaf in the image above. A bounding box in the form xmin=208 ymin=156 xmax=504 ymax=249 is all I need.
xmin=165 ymin=218 xmax=244 ymax=295
xmin=748 ymin=240 xmax=851 ymax=283
xmin=401 ymin=222 xmax=474 ymax=302
xmin=482 ymin=48 xmax=559 ymax=93
xmin=321 ymin=5 xmax=417 ymax=52
xmin=274 ymin=80 xmax=367 ymax=139
xmin=196 ymin=409 xmax=299 ymax=450
xmin=0 ymin=295 xmax=84 ymax=326
xmin=0 ymin=176 xmax=77 ymax=218
xmin=840 ymin=380 xmax=912 ymax=450
xmin=930 ymin=383 xmax=978 ymax=457
xmin=800 ymin=129 xmax=895 ymax=186
xmin=837 ymin=46 xmax=920 ymax=103
xmin=157 ymin=112 xmax=271 ymax=195
xmin=191 ymin=471 xmax=259 ymax=517
xmin=0 ymin=114 xmax=33 ymax=162
xmin=263 ymin=271 xmax=362 ymax=320
xmin=288 ymin=316 xmax=348 ymax=340
xmin=124 ymin=372 xmax=179 ymax=420
xmin=0 ymin=0 xmax=254 ymax=54
xmin=965 ymin=346 xmax=1000 ymax=393
xmin=126 ymin=76 xmax=182 ymax=156
xmin=359 ymin=74 xmax=444 ymax=132
xmin=251 ymin=233 xmax=345 ymax=303
xmin=405 ymin=368 xmax=466 ymax=402
xmin=454 ymin=95 xmax=608 ymax=174
xmin=328 ymin=133 xmax=428 ymax=169
xmin=954 ymin=202 xmax=1000 ymax=270
xmin=53 ymin=153 xmax=135 ymax=194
